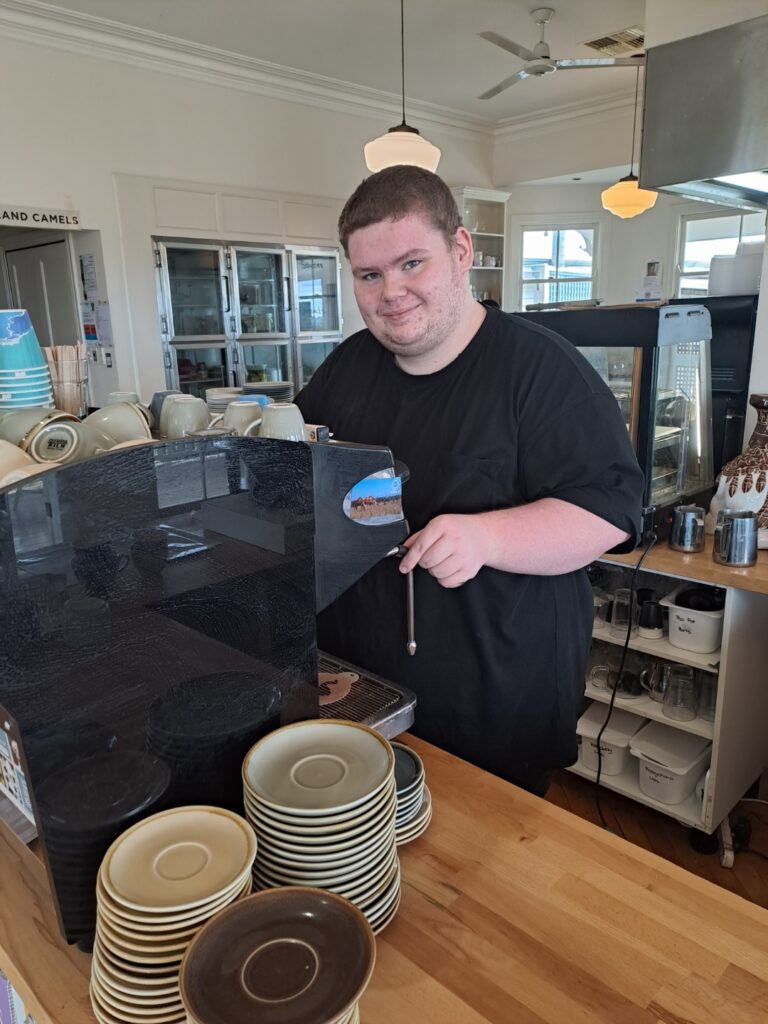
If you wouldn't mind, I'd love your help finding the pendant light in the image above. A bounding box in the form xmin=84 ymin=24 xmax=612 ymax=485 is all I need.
xmin=601 ymin=66 xmax=657 ymax=219
xmin=364 ymin=0 xmax=441 ymax=172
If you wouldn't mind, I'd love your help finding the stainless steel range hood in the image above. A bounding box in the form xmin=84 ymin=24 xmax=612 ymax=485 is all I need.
xmin=640 ymin=15 xmax=768 ymax=211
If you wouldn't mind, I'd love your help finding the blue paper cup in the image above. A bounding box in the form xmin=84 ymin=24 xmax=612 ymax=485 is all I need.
xmin=0 ymin=311 xmax=46 ymax=372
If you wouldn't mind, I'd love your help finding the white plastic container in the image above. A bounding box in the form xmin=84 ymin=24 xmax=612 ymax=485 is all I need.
xmin=576 ymin=702 xmax=646 ymax=775
xmin=659 ymin=585 xmax=724 ymax=654
xmin=630 ymin=720 xmax=711 ymax=804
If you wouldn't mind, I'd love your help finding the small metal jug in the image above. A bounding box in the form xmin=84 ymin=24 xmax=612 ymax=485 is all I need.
xmin=669 ymin=504 xmax=705 ymax=553
xmin=713 ymin=509 xmax=758 ymax=567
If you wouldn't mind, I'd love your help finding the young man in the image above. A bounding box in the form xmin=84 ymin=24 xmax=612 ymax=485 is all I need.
xmin=296 ymin=166 xmax=644 ymax=795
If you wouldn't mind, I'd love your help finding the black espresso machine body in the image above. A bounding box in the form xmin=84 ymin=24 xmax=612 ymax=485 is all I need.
xmin=0 ymin=434 xmax=407 ymax=945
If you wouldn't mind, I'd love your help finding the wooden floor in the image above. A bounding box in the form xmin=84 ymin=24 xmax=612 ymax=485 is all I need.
xmin=547 ymin=768 xmax=768 ymax=909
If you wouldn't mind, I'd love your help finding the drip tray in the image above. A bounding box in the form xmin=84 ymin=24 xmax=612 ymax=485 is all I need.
xmin=318 ymin=652 xmax=416 ymax=739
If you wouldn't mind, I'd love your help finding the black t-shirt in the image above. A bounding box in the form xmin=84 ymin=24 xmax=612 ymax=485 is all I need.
xmin=296 ymin=305 xmax=644 ymax=777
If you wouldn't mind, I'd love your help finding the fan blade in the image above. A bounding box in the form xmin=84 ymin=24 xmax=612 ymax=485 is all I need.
xmin=554 ymin=56 xmax=645 ymax=69
xmin=478 ymin=70 xmax=527 ymax=100
xmin=478 ymin=31 xmax=535 ymax=62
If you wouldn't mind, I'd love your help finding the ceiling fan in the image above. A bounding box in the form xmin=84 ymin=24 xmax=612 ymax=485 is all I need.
xmin=478 ymin=7 xmax=644 ymax=100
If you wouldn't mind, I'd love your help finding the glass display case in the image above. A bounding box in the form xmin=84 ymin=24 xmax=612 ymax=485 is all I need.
xmin=520 ymin=304 xmax=714 ymax=529
xmin=156 ymin=242 xmax=343 ymax=393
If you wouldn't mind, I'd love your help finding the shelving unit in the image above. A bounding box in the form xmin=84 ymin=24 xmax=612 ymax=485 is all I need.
xmin=572 ymin=550 xmax=768 ymax=863
xmin=592 ymin=624 xmax=720 ymax=673
xmin=451 ymin=187 xmax=510 ymax=308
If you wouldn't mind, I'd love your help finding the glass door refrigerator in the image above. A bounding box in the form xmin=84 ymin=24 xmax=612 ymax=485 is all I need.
xmin=155 ymin=242 xmax=237 ymax=396
xmin=156 ymin=241 xmax=343 ymax=396
xmin=289 ymin=247 xmax=343 ymax=389
xmin=230 ymin=246 xmax=293 ymax=387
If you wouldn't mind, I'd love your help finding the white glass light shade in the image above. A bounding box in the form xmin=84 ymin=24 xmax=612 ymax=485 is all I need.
xmin=364 ymin=128 xmax=441 ymax=172
xmin=601 ymin=174 xmax=658 ymax=219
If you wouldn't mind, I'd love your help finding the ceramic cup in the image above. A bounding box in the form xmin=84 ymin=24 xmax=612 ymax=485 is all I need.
xmin=105 ymin=391 xmax=140 ymax=406
xmin=0 ymin=438 xmax=36 ymax=478
xmin=210 ymin=401 xmax=263 ymax=437
xmin=0 ymin=464 xmax=53 ymax=490
xmin=149 ymin=390 xmax=182 ymax=425
xmin=258 ymin=402 xmax=306 ymax=442
xmin=0 ymin=408 xmax=79 ymax=448
xmin=83 ymin=402 xmax=152 ymax=444
xmin=159 ymin=395 xmax=210 ymax=438
xmin=25 ymin=420 xmax=115 ymax=465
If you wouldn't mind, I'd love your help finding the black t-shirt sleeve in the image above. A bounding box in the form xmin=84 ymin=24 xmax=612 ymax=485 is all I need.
xmin=517 ymin=390 xmax=645 ymax=552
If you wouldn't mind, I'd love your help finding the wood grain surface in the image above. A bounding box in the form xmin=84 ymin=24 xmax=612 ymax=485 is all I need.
xmin=2 ymin=737 xmax=768 ymax=1023
xmin=603 ymin=545 xmax=768 ymax=595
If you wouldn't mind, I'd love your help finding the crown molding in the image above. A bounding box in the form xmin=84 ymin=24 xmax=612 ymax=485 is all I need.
xmin=0 ymin=0 xmax=642 ymax=147
xmin=0 ymin=0 xmax=493 ymax=140
xmin=493 ymin=90 xmax=637 ymax=141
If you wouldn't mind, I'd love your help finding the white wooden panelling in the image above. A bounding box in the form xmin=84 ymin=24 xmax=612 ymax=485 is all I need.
xmin=153 ymin=188 xmax=217 ymax=231
xmin=220 ymin=195 xmax=282 ymax=237
xmin=284 ymin=202 xmax=336 ymax=241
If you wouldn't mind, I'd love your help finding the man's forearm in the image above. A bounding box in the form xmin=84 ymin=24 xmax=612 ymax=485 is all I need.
xmin=477 ymin=498 xmax=629 ymax=575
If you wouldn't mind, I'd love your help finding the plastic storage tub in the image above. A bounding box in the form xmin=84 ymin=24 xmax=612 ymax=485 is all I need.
xmin=576 ymin=702 xmax=646 ymax=775
xmin=659 ymin=585 xmax=725 ymax=654
xmin=630 ymin=720 xmax=711 ymax=804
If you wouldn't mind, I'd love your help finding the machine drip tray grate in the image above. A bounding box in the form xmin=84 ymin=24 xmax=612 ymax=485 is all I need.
xmin=317 ymin=652 xmax=416 ymax=739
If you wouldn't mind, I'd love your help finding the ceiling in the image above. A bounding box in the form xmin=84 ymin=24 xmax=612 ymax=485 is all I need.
xmin=34 ymin=0 xmax=646 ymax=123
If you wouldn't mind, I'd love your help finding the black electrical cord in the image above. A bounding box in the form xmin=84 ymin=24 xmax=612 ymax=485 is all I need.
xmin=593 ymin=531 xmax=657 ymax=834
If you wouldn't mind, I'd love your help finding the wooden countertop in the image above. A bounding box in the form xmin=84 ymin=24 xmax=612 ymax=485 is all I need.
xmin=603 ymin=544 xmax=768 ymax=595
xmin=2 ymin=737 xmax=768 ymax=1023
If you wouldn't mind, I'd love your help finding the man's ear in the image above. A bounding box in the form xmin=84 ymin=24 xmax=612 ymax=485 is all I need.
xmin=453 ymin=226 xmax=474 ymax=271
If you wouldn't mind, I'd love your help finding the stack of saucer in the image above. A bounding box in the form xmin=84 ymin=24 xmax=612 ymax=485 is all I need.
xmin=393 ymin=742 xmax=432 ymax=845
xmin=180 ymin=888 xmax=374 ymax=1024
xmin=90 ymin=805 xmax=257 ymax=1024
xmin=205 ymin=386 xmax=242 ymax=415
xmin=242 ymin=720 xmax=401 ymax=934
xmin=242 ymin=380 xmax=294 ymax=402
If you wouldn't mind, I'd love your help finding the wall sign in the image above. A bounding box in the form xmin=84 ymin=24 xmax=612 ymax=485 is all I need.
xmin=0 ymin=203 xmax=81 ymax=229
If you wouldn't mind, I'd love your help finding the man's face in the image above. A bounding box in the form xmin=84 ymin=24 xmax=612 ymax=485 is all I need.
xmin=347 ymin=212 xmax=473 ymax=362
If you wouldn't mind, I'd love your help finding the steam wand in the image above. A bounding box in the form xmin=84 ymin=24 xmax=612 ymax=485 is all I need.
xmin=387 ymin=543 xmax=417 ymax=656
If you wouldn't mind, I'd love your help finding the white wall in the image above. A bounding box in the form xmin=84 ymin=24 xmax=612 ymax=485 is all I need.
xmin=503 ymin=186 xmax=733 ymax=310
xmin=0 ymin=33 xmax=492 ymax=401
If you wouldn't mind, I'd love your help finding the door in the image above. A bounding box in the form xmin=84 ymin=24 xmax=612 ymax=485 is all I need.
xmin=231 ymin=247 xmax=293 ymax=387
xmin=155 ymin=241 xmax=235 ymax=392
xmin=289 ymin=249 xmax=343 ymax=388
xmin=6 ymin=240 xmax=80 ymax=346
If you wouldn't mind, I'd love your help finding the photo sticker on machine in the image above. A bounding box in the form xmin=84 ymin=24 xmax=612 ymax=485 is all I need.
xmin=343 ymin=470 xmax=403 ymax=525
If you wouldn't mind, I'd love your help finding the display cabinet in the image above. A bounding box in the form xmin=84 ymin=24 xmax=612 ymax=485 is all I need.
xmin=520 ymin=304 xmax=714 ymax=534
xmin=155 ymin=241 xmax=343 ymax=395
xmin=451 ymin=187 xmax=510 ymax=308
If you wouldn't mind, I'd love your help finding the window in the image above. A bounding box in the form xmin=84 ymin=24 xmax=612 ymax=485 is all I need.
xmin=520 ymin=227 xmax=596 ymax=309
xmin=677 ymin=211 xmax=766 ymax=296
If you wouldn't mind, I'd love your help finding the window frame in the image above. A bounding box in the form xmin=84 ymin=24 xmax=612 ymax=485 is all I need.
xmin=675 ymin=209 xmax=767 ymax=297
xmin=518 ymin=222 xmax=600 ymax=310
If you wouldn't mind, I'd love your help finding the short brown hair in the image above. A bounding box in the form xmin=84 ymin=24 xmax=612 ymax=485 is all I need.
xmin=338 ymin=166 xmax=461 ymax=255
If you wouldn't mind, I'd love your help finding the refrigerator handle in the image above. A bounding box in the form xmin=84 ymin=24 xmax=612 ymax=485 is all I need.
xmin=222 ymin=275 xmax=231 ymax=313
xmin=283 ymin=276 xmax=292 ymax=312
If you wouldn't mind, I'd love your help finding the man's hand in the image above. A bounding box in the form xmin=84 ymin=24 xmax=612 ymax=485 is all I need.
xmin=399 ymin=514 xmax=491 ymax=589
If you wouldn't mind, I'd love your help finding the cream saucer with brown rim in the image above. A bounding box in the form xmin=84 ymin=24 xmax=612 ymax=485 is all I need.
xmin=101 ymin=805 xmax=256 ymax=912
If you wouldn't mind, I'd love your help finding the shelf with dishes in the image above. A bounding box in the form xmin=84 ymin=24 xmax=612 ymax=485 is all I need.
xmin=567 ymin=758 xmax=704 ymax=829
xmin=583 ymin=681 xmax=715 ymax=740
xmin=591 ymin=625 xmax=720 ymax=674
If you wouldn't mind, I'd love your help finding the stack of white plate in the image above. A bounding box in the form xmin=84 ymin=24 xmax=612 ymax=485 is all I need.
xmin=90 ymin=805 xmax=257 ymax=1024
xmin=205 ymin=386 xmax=242 ymax=414
xmin=242 ymin=380 xmax=294 ymax=402
xmin=393 ymin=741 xmax=432 ymax=845
xmin=242 ymin=720 xmax=401 ymax=934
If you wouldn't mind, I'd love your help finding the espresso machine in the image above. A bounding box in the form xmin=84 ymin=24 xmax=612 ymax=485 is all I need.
xmin=0 ymin=433 xmax=416 ymax=945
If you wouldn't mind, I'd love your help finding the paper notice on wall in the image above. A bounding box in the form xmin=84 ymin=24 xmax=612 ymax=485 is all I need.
xmin=79 ymin=253 xmax=99 ymax=300
xmin=636 ymin=258 xmax=663 ymax=302
xmin=95 ymin=301 xmax=113 ymax=344
xmin=80 ymin=300 xmax=98 ymax=342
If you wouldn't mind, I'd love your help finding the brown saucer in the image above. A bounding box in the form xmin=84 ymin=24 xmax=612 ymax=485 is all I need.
xmin=180 ymin=887 xmax=375 ymax=1024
